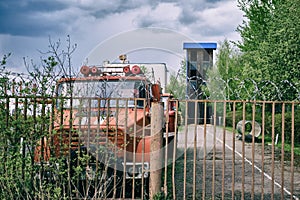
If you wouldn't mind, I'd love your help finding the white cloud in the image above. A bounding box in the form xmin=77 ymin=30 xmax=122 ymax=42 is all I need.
xmin=0 ymin=0 xmax=244 ymax=72
xmin=177 ymin=0 xmax=243 ymax=41
xmin=200 ymin=1 xmax=243 ymax=33
xmin=133 ymin=3 xmax=180 ymax=28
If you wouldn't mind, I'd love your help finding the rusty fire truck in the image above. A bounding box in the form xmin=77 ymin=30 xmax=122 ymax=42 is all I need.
xmin=34 ymin=56 xmax=177 ymax=198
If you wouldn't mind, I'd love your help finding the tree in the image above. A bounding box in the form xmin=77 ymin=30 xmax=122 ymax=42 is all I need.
xmin=166 ymin=61 xmax=186 ymax=100
xmin=207 ymin=40 xmax=244 ymax=101
xmin=24 ymin=35 xmax=77 ymax=96
xmin=0 ymin=53 xmax=11 ymax=96
xmin=237 ymin=0 xmax=300 ymax=101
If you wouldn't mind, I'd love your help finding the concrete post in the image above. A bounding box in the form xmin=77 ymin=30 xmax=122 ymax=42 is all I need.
xmin=150 ymin=102 xmax=163 ymax=199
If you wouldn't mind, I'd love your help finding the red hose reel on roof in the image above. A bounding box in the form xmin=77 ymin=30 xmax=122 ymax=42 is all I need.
xmin=80 ymin=65 xmax=90 ymax=76
xmin=80 ymin=65 xmax=142 ymax=76
xmin=131 ymin=65 xmax=141 ymax=74
xmin=123 ymin=65 xmax=141 ymax=75
xmin=90 ymin=66 xmax=100 ymax=75
xmin=123 ymin=65 xmax=131 ymax=74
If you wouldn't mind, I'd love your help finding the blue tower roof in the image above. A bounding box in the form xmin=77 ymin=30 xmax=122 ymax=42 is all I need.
xmin=183 ymin=42 xmax=217 ymax=50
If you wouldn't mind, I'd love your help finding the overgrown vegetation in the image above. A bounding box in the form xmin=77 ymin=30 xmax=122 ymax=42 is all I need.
xmin=0 ymin=37 xmax=75 ymax=199
xmin=0 ymin=37 xmax=121 ymax=199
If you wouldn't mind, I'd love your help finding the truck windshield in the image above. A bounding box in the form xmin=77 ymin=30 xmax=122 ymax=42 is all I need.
xmin=57 ymin=80 xmax=147 ymax=108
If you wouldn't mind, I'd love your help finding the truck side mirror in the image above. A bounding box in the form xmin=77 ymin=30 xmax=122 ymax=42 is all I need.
xmin=151 ymin=84 xmax=161 ymax=102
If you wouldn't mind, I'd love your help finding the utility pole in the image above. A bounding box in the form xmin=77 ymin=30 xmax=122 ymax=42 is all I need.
xmin=149 ymin=101 xmax=163 ymax=199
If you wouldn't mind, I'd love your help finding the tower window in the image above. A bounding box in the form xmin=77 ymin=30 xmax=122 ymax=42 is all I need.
xmin=203 ymin=51 xmax=211 ymax=61
xmin=190 ymin=50 xmax=197 ymax=61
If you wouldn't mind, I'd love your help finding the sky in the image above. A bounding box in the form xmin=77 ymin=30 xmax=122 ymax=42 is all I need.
xmin=0 ymin=0 xmax=244 ymax=76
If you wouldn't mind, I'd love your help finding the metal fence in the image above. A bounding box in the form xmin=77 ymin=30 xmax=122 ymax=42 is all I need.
xmin=0 ymin=96 xmax=299 ymax=200
xmin=174 ymin=100 xmax=300 ymax=200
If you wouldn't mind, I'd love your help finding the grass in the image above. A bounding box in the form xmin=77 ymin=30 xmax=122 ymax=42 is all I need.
xmin=224 ymin=126 xmax=300 ymax=157
xmin=276 ymin=142 xmax=300 ymax=156
xmin=259 ymin=134 xmax=300 ymax=156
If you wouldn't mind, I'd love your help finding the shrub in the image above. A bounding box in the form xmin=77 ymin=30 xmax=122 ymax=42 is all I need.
xmin=265 ymin=110 xmax=300 ymax=144
xmin=226 ymin=105 xmax=300 ymax=144
xmin=226 ymin=109 xmax=262 ymax=129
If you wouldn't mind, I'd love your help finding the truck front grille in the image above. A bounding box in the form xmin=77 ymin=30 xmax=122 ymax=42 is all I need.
xmin=53 ymin=128 xmax=126 ymax=156
xmin=79 ymin=129 xmax=125 ymax=149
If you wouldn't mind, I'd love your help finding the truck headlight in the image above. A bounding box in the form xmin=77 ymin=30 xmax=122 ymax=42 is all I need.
xmin=122 ymin=162 xmax=149 ymax=179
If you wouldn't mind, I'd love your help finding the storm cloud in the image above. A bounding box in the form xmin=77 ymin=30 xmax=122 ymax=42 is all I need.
xmin=0 ymin=0 xmax=243 ymax=70
xmin=0 ymin=0 xmax=242 ymax=37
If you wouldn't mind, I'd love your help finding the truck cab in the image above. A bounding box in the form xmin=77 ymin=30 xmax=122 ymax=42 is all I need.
xmin=34 ymin=60 xmax=177 ymax=197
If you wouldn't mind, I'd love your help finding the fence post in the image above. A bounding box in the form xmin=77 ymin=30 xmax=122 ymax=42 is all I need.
xmin=150 ymin=102 xmax=163 ymax=199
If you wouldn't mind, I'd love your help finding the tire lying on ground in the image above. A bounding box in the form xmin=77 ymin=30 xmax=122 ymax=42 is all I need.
xmin=236 ymin=120 xmax=261 ymax=138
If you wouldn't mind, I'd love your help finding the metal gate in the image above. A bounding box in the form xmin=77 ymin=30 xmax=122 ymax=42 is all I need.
xmin=169 ymin=100 xmax=299 ymax=200
xmin=0 ymin=96 xmax=299 ymax=199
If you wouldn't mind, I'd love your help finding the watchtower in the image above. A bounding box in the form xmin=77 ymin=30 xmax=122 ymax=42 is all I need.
xmin=183 ymin=42 xmax=217 ymax=124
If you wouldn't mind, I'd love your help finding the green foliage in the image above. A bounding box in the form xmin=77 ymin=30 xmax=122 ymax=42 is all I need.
xmin=0 ymin=98 xmax=52 ymax=199
xmin=211 ymin=1 xmax=299 ymax=101
xmin=226 ymin=102 xmax=300 ymax=145
xmin=237 ymin=0 xmax=300 ymax=101
xmin=0 ymin=54 xmax=11 ymax=96
xmin=205 ymin=68 xmax=223 ymax=100
xmin=207 ymin=40 xmax=252 ymax=101
xmin=153 ymin=191 xmax=173 ymax=200
xmin=0 ymin=37 xmax=80 ymax=199
xmin=214 ymin=40 xmax=242 ymax=83
xmin=225 ymin=107 xmax=262 ymax=129
xmin=140 ymin=65 xmax=156 ymax=83
xmin=0 ymin=53 xmax=11 ymax=66
xmin=166 ymin=60 xmax=186 ymax=100
xmin=264 ymin=109 xmax=300 ymax=144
